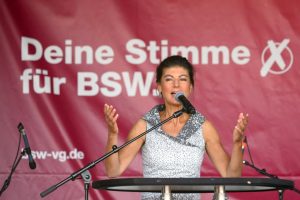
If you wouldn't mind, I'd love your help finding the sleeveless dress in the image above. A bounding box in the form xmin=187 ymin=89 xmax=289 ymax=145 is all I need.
xmin=141 ymin=105 xmax=206 ymax=200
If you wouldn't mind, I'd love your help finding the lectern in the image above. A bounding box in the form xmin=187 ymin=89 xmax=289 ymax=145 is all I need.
xmin=92 ymin=177 xmax=294 ymax=200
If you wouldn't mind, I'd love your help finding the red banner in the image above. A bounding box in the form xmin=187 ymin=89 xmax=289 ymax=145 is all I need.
xmin=1 ymin=0 xmax=300 ymax=199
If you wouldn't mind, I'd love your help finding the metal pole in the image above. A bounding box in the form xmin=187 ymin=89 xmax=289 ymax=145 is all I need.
xmin=161 ymin=185 xmax=172 ymax=200
xmin=213 ymin=185 xmax=228 ymax=200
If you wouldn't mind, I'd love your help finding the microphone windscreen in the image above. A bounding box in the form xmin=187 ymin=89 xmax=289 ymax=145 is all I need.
xmin=174 ymin=91 xmax=184 ymax=102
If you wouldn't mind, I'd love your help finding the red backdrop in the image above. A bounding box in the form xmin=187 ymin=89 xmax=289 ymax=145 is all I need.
xmin=1 ymin=0 xmax=300 ymax=199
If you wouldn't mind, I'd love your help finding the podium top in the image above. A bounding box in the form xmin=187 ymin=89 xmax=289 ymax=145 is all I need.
xmin=92 ymin=177 xmax=294 ymax=193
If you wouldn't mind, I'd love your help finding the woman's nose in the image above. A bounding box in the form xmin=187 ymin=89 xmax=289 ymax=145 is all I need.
xmin=173 ymin=79 xmax=179 ymax=87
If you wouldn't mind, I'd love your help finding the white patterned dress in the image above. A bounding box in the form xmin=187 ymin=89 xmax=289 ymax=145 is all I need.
xmin=141 ymin=105 xmax=206 ymax=200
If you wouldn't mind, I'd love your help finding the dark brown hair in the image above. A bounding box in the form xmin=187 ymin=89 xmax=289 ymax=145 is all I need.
xmin=156 ymin=55 xmax=194 ymax=86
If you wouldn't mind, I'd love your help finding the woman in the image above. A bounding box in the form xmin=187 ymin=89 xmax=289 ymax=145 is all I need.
xmin=104 ymin=55 xmax=248 ymax=200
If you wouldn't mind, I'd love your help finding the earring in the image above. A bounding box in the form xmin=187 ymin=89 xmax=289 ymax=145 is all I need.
xmin=156 ymin=89 xmax=162 ymax=97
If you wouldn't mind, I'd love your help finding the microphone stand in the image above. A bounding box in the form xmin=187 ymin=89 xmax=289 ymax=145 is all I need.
xmin=0 ymin=149 xmax=26 ymax=196
xmin=243 ymin=160 xmax=300 ymax=200
xmin=40 ymin=109 xmax=184 ymax=198
xmin=81 ymin=170 xmax=92 ymax=200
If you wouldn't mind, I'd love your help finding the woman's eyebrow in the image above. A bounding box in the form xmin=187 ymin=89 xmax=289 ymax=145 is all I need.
xmin=162 ymin=74 xmax=189 ymax=78
xmin=179 ymin=74 xmax=189 ymax=78
xmin=162 ymin=74 xmax=173 ymax=78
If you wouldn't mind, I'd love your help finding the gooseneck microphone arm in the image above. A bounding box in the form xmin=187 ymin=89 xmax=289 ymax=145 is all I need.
xmin=40 ymin=109 xmax=184 ymax=198
xmin=243 ymin=160 xmax=300 ymax=199
xmin=0 ymin=127 xmax=28 ymax=196
xmin=243 ymin=160 xmax=278 ymax=179
xmin=242 ymin=137 xmax=300 ymax=198
xmin=0 ymin=150 xmax=27 ymax=196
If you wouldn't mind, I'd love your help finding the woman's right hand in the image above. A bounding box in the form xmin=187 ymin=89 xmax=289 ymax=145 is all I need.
xmin=104 ymin=104 xmax=119 ymax=135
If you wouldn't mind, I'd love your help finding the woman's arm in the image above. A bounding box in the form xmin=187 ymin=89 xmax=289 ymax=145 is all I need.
xmin=203 ymin=113 xmax=248 ymax=177
xmin=103 ymin=104 xmax=146 ymax=177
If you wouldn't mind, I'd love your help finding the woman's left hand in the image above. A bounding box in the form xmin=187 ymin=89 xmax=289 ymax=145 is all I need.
xmin=233 ymin=113 xmax=249 ymax=143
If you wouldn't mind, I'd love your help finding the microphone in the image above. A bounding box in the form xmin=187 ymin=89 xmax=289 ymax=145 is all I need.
xmin=174 ymin=92 xmax=196 ymax=114
xmin=17 ymin=123 xmax=36 ymax=169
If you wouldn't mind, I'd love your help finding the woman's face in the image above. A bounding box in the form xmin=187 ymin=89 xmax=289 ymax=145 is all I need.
xmin=157 ymin=66 xmax=193 ymax=106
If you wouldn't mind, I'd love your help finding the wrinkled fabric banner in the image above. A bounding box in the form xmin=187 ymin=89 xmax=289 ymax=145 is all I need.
xmin=1 ymin=0 xmax=300 ymax=199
